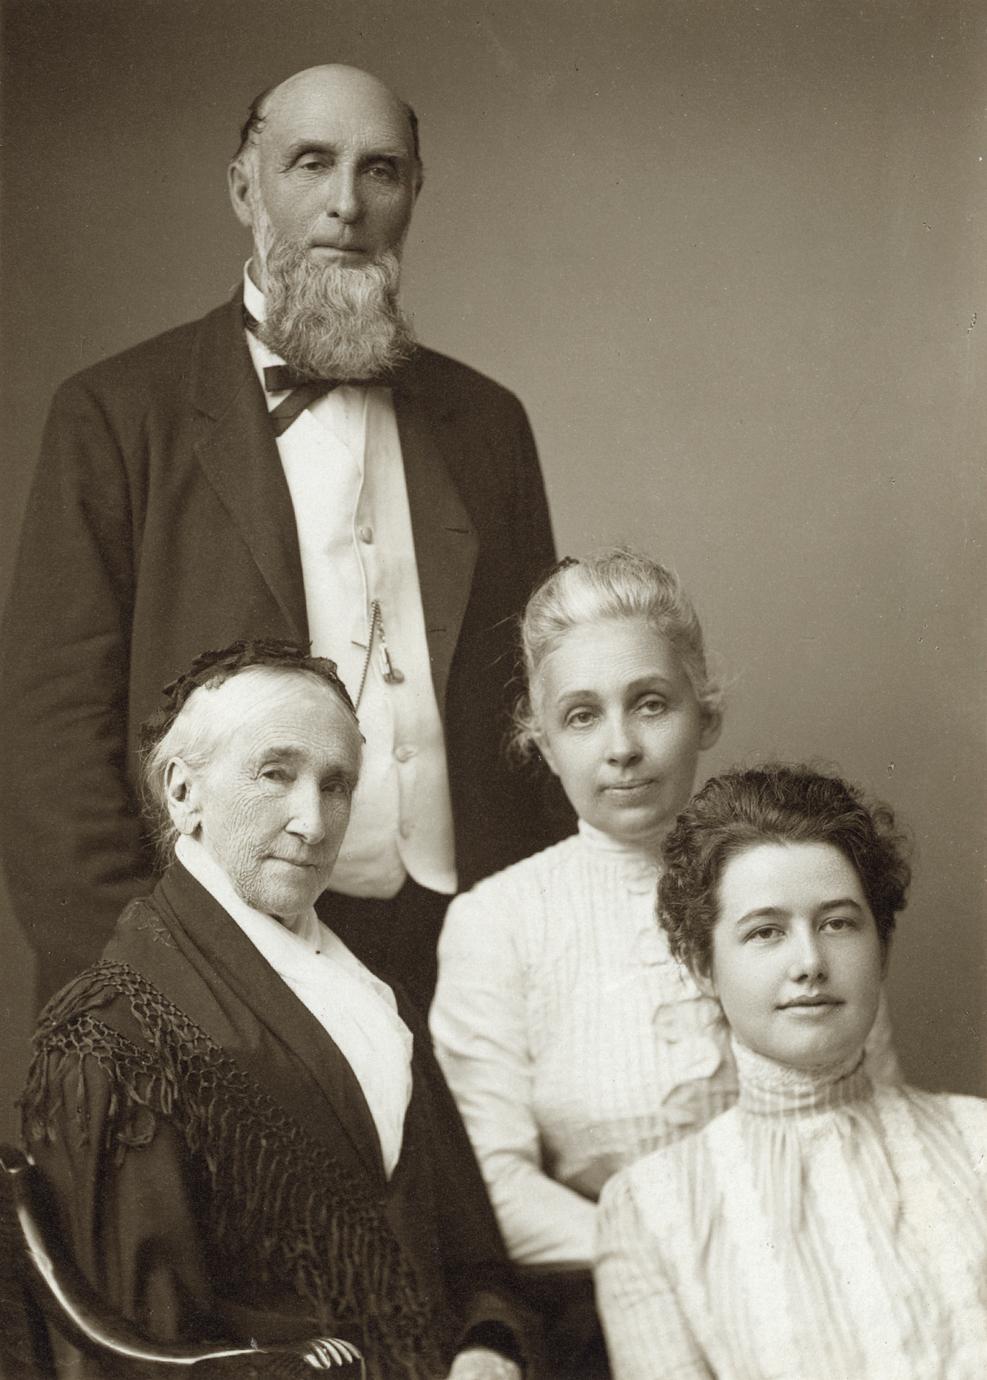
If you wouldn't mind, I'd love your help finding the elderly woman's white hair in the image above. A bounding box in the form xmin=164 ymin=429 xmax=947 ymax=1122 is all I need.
xmin=139 ymin=639 xmax=360 ymax=861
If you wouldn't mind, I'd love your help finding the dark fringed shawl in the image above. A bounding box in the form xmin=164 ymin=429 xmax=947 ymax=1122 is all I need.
xmin=20 ymin=875 xmax=452 ymax=1380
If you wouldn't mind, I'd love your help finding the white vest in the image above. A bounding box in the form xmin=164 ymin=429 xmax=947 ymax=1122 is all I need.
xmin=243 ymin=268 xmax=456 ymax=897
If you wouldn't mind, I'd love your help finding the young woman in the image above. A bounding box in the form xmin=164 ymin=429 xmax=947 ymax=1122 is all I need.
xmin=430 ymin=554 xmax=900 ymax=1376
xmin=595 ymin=764 xmax=987 ymax=1380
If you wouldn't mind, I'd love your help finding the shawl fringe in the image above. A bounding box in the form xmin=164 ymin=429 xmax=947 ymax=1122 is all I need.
xmin=21 ymin=961 xmax=446 ymax=1379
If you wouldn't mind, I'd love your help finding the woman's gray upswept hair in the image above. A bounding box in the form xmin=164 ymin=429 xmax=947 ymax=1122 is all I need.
xmin=513 ymin=549 xmax=723 ymax=757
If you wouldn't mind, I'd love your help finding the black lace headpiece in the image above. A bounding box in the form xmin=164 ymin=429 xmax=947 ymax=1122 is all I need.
xmin=139 ymin=638 xmax=359 ymax=752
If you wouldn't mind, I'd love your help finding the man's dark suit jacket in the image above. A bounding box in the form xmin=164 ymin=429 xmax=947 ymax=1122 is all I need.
xmin=0 ymin=296 xmax=563 ymax=1000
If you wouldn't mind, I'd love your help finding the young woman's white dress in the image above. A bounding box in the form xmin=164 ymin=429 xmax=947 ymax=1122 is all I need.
xmin=595 ymin=1040 xmax=987 ymax=1379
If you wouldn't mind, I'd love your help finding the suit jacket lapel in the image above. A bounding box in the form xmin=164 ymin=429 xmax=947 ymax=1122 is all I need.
xmin=186 ymin=313 xmax=481 ymax=709
xmin=393 ymin=355 xmax=479 ymax=716
xmin=189 ymin=297 xmax=308 ymax=639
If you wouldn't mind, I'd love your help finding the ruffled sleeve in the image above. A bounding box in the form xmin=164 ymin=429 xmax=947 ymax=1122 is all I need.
xmin=595 ymin=1168 xmax=713 ymax=1379
xmin=431 ymin=881 xmax=597 ymax=1266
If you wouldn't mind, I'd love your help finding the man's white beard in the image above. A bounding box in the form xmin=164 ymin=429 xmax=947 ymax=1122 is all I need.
xmin=257 ymin=237 xmax=416 ymax=381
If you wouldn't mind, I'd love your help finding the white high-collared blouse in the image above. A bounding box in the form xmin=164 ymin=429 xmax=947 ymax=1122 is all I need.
xmin=595 ymin=1040 xmax=987 ymax=1379
xmin=430 ymin=822 xmax=902 ymax=1266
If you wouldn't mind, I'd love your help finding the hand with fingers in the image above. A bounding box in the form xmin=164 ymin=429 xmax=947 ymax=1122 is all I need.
xmin=297 ymin=1337 xmax=365 ymax=1374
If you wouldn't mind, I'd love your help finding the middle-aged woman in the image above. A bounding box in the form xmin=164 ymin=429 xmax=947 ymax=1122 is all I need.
xmin=430 ymin=551 xmax=903 ymax=1376
xmin=595 ymin=763 xmax=987 ymax=1379
xmin=20 ymin=640 xmax=531 ymax=1380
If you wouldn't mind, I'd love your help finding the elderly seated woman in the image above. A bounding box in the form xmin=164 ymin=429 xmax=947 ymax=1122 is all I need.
xmin=595 ymin=764 xmax=987 ymax=1379
xmin=20 ymin=640 xmax=530 ymax=1380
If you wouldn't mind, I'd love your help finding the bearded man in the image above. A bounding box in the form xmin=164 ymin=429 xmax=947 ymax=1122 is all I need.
xmin=0 ymin=65 xmax=563 ymax=1009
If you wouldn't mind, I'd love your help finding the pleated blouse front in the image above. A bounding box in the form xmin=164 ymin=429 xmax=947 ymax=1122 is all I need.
xmin=596 ymin=1042 xmax=987 ymax=1380
xmin=431 ymin=823 xmax=737 ymax=1265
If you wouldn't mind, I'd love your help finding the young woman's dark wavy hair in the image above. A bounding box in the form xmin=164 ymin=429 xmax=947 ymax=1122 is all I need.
xmin=658 ymin=763 xmax=911 ymax=979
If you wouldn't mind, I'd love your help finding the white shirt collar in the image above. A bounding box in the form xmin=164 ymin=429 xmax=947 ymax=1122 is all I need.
xmin=242 ymin=262 xmax=302 ymax=402
xmin=577 ymin=817 xmax=661 ymax=868
xmin=242 ymin=260 xmax=267 ymax=323
xmin=174 ymin=833 xmax=394 ymax=999
xmin=174 ymin=833 xmax=412 ymax=1177
xmin=176 ymin=830 xmax=309 ymax=933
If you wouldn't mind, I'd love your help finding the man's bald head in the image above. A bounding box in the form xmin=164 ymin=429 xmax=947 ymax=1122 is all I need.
xmin=226 ymin=63 xmax=419 ymax=379
xmin=233 ymin=65 xmax=422 ymax=187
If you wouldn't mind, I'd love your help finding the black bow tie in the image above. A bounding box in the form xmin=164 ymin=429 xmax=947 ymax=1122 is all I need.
xmin=263 ymin=363 xmax=336 ymax=393
xmin=263 ymin=363 xmax=385 ymax=393
xmin=263 ymin=371 xmax=342 ymax=436
xmin=244 ymin=306 xmax=383 ymax=435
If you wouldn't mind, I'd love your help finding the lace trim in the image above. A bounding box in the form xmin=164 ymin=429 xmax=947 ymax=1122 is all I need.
xmin=734 ymin=1039 xmax=871 ymax=1117
xmin=874 ymin=1089 xmax=987 ymax=1355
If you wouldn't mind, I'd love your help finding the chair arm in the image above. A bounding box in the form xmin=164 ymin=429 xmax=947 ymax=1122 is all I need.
xmin=0 ymin=1145 xmax=364 ymax=1374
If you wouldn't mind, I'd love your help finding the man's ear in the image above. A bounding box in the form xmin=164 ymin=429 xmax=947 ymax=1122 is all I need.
xmin=699 ymin=706 xmax=723 ymax=752
xmin=164 ymin=758 xmax=201 ymax=836
xmin=227 ymin=160 xmax=255 ymax=230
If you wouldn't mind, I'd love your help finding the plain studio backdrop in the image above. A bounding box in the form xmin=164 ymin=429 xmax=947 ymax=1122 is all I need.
xmin=0 ymin=0 xmax=984 ymax=1142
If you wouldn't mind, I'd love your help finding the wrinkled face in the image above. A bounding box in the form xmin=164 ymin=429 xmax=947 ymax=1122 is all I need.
xmin=174 ymin=671 xmax=362 ymax=920
xmin=535 ymin=617 xmax=720 ymax=849
xmin=705 ymin=842 xmax=884 ymax=1070
xmin=230 ymin=65 xmax=419 ymax=284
